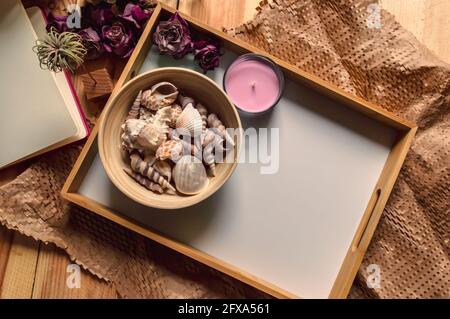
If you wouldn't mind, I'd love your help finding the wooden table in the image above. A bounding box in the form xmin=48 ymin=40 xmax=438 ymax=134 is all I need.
xmin=0 ymin=0 xmax=449 ymax=298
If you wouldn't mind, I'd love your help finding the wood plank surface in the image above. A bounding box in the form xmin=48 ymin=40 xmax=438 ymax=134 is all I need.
xmin=32 ymin=244 xmax=117 ymax=298
xmin=0 ymin=233 xmax=39 ymax=298
xmin=178 ymin=0 xmax=260 ymax=29
xmin=381 ymin=0 xmax=450 ymax=64
xmin=0 ymin=0 xmax=449 ymax=299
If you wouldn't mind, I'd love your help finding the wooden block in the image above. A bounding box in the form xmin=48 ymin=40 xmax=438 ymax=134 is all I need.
xmin=80 ymin=68 xmax=114 ymax=102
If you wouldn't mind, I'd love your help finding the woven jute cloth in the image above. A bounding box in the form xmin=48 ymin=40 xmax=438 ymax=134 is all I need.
xmin=1 ymin=0 xmax=449 ymax=298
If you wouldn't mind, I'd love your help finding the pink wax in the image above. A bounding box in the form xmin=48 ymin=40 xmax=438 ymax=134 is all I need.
xmin=224 ymin=59 xmax=281 ymax=113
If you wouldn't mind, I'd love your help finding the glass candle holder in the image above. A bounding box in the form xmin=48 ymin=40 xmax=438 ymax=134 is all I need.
xmin=223 ymin=53 xmax=285 ymax=115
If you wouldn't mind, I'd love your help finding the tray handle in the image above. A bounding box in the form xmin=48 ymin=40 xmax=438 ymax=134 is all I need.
xmin=352 ymin=188 xmax=382 ymax=252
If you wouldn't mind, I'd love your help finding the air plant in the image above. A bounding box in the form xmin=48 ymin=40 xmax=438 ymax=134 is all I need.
xmin=33 ymin=27 xmax=87 ymax=73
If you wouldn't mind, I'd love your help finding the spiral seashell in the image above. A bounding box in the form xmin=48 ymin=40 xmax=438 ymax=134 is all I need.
xmin=207 ymin=113 xmax=235 ymax=147
xmin=201 ymin=129 xmax=216 ymax=148
xmin=176 ymin=104 xmax=203 ymax=137
xmin=141 ymin=82 xmax=178 ymax=111
xmin=130 ymin=153 xmax=175 ymax=192
xmin=195 ymin=103 xmax=208 ymax=131
xmin=177 ymin=93 xmax=195 ymax=109
xmin=172 ymin=156 xmax=209 ymax=195
xmin=144 ymin=154 xmax=157 ymax=166
xmin=179 ymin=139 xmax=202 ymax=160
xmin=203 ymin=132 xmax=223 ymax=177
xmin=126 ymin=90 xmax=142 ymax=120
xmin=124 ymin=168 xmax=164 ymax=194
xmin=154 ymin=160 xmax=172 ymax=183
xmin=169 ymin=104 xmax=182 ymax=128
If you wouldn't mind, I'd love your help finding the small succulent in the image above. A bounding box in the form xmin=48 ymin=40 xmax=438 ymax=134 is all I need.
xmin=33 ymin=27 xmax=86 ymax=73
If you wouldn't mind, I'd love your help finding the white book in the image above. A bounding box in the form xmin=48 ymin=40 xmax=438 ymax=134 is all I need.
xmin=0 ymin=0 xmax=88 ymax=169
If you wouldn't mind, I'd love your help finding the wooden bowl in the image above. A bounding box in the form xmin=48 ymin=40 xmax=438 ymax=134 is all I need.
xmin=98 ymin=68 xmax=242 ymax=210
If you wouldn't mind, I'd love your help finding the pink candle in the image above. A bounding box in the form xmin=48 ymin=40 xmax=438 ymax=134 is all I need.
xmin=224 ymin=54 xmax=284 ymax=114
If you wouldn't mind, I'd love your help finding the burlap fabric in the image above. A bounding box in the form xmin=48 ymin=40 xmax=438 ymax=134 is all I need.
xmin=1 ymin=0 xmax=448 ymax=298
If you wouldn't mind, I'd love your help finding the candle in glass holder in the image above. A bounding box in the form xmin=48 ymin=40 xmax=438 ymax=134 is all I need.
xmin=223 ymin=54 xmax=284 ymax=114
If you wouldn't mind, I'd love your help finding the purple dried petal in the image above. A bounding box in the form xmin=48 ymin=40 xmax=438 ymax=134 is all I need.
xmin=194 ymin=43 xmax=222 ymax=73
xmin=101 ymin=22 xmax=135 ymax=58
xmin=78 ymin=27 xmax=104 ymax=60
xmin=153 ymin=12 xmax=192 ymax=59
xmin=46 ymin=13 xmax=68 ymax=33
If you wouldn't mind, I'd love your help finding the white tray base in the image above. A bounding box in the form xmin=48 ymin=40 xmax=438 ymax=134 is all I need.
xmin=78 ymin=48 xmax=396 ymax=298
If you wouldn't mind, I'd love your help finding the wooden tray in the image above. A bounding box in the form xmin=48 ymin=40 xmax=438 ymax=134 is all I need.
xmin=62 ymin=3 xmax=417 ymax=299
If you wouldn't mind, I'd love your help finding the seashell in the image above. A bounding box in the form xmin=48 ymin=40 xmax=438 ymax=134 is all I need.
xmin=203 ymin=132 xmax=223 ymax=177
xmin=176 ymin=104 xmax=203 ymax=137
xmin=195 ymin=103 xmax=208 ymax=131
xmin=201 ymin=129 xmax=216 ymax=148
xmin=139 ymin=107 xmax=154 ymax=122
xmin=169 ymin=104 xmax=182 ymax=128
xmin=124 ymin=168 xmax=164 ymax=194
xmin=172 ymin=156 xmax=209 ymax=195
xmin=136 ymin=123 xmax=168 ymax=153
xmin=127 ymin=90 xmax=142 ymax=120
xmin=144 ymin=154 xmax=157 ymax=166
xmin=150 ymin=106 xmax=172 ymax=128
xmin=179 ymin=139 xmax=202 ymax=160
xmin=130 ymin=153 xmax=175 ymax=192
xmin=156 ymin=140 xmax=183 ymax=161
xmin=207 ymin=113 xmax=235 ymax=148
xmin=177 ymin=93 xmax=195 ymax=109
xmin=154 ymin=160 xmax=172 ymax=183
xmin=121 ymin=118 xmax=147 ymax=152
xmin=141 ymin=82 xmax=178 ymax=111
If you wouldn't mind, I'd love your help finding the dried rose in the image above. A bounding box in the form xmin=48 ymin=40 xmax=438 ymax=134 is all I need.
xmin=78 ymin=27 xmax=104 ymax=60
xmin=88 ymin=6 xmax=114 ymax=27
xmin=101 ymin=22 xmax=134 ymax=58
xmin=194 ymin=40 xmax=222 ymax=73
xmin=119 ymin=3 xmax=152 ymax=29
xmin=153 ymin=12 xmax=192 ymax=59
xmin=46 ymin=13 xmax=68 ymax=33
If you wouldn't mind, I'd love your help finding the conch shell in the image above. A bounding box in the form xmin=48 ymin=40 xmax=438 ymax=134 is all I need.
xmin=126 ymin=90 xmax=142 ymax=120
xmin=124 ymin=168 xmax=164 ymax=194
xmin=149 ymin=105 xmax=172 ymax=128
xmin=176 ymin=104 xmax=203 ymax=137
xmin=121 ymin=118 xmax=147 ymax=152
xmin=207 ymin=113 xmax=235 ymax=147
xmin=141 ymin=82 xmax=178 ymax=111
xmin=172 ymin=155 xmax=209 ymax=195
xmin=135 ymin=106 xmax=172 ymax=152
xmin=195 ymin=103 xmax=208 ymax=131
xmin=136 ymin=124 xmax=167 ymax=153
xmin=139 ymin=107 xmax=153 ymax=122
xmin=130 ymin=153 xmax=175 ymax=192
